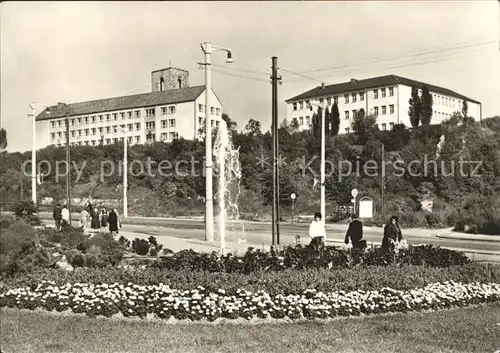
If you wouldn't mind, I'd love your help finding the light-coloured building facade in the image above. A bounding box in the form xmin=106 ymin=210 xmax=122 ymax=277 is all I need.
xmin=35 ymin=67 xmax=223 ymax=148
xmin=285 ymin=74 xmax=482 ymax=134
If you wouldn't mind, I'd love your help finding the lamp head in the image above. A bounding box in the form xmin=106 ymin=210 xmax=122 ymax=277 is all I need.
xmin=226 ymin=51 xmax=233 ymax=64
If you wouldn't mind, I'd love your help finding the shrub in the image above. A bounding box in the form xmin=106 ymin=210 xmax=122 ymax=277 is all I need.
xmin=150 ymin=247 xmax=158 ymax=257
xmin=13 ymin=201 xmax=42 ymax=226
xmin=118 ymin=236 xmax=131 ymax=249
xmin=0 ymin=214 xmax=16 ymax=230
xmin=66 ymin=249 xmax=85 ymax=268
xmin=0 ymin=220 xmax=38 ymax=255
xmin=132 ymin=238 xmax=150 ymax=256
xmin=60 ymin=227 xmax=88 ymax=250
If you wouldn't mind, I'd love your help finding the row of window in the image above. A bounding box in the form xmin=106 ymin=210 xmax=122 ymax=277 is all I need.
xmin=344 ymin=105 xmax=395 ymax=119
xmin=197 ymin=104 xmax=221 ymax=116
xmin=197 ymin=117 xmax=221 ymax=128
xmin=160 ymin=119 xmax=176 ymax=128
xmin=344 ymin=122 xmax=395 ymax=134
xmin=160 ymin=132 xmax=179 ymax=141
xmin=51 ymin=135 xmax=142 ymax=147
xmin=292 ymin=87 xmax=396 ymax=111
xmin=433 ymin=94 xmax=462 ymax=109
xmin=50 ymin=110 xmax=143 ymax=129
xmin=50 ymin=123 xmax=146 ymax=140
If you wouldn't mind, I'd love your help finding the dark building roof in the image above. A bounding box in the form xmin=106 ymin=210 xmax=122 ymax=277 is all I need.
xmin=285 ymin=74 xmax=480 ymax=104
xmin=35 ymin=85 xmax=207 ymax=121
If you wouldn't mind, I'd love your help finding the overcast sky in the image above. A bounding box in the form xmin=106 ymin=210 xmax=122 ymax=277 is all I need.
xmin=1 ymin=1 xmax=499 ymax=152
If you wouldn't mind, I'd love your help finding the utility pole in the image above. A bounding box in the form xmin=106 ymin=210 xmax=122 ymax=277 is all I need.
xmin=65 ymin=111 xmax=72 ymax=225
xmin=381 ymin=143 xmax=386 ymax=224
xmin=29 ymin=104 xmax=37 ymax=205
xmin=271 ymin=56 xmax=282 ymax=247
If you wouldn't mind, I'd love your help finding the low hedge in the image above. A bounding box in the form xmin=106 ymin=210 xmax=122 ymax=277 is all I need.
xmin=150 ymin=244 xmax=470 ymax=273
xmin=1 ymin=262 xmax=498 ymax=296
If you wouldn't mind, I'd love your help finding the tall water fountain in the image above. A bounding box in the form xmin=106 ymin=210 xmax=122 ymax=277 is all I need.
xmin=213 ymin=123 xmax=244 ymax=253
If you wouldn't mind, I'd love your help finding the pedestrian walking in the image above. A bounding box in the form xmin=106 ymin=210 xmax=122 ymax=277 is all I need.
xmin=53 ymin=203 xmax=62 ymax=231
xmin=382 ymin=215 xmax=403 ymax=251
xmin=80 ymin=208 xmax=90 ymax=231
xmin=61 ymin=205 xmax=70 ymax=228
xmin=309 ymin=212 xmax=326 ymax=250
xmin=100 ymin=208 xmax=108 ymax=228
xmin=108 ymin=209 xmax=119 ymax=236
xmin=345 ymin=214 xmax=366 ymax=250
xmin=91 ymin=207 xmax=100 ymax=231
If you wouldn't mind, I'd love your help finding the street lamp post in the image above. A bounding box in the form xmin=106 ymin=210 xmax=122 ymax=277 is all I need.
xmin=29 ymin=104 xmax=37 ymax=205
xmin=310 ymin=100 xmax=328 ymax=224
xmin=199 ymin=42 xmax=233 ymax=242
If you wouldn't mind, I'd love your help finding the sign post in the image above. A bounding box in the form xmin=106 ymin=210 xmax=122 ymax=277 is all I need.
xmin=351 ymin=188 xmax=358 ymax=215
xmin=290 ymin=193 xmax=296 ymax=226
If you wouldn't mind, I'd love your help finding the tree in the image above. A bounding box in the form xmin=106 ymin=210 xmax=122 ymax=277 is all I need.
xmin=420 ymin=86 xmax=433 ymax=125
xmin=311 ymin=109 xmax=321 ymax=139
xmin=408 ymin=87 xmax=421 ymax=128
xmin=324 ymin=107 xmax=330 ymax=137
xmin=461 ymin=100 xmax=469 ymax=124
xmin=222 ymin=113 xmax=238 ymax=134
xmin=0 ymin=128 xmax=7 ymax=151
xmin=351 ymin=110 xmax=378 ymax=144
xmin=244 ymin=119 xmax=262 ymax=137
xmin=290 ymin=118 xmax=300 ymax=132
xmin=330 ymin=102 xmax=340 ymax=136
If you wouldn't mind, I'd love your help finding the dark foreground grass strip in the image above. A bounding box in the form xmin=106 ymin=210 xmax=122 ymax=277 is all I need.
xmin=1 ymin=303 xmax=499 ymax=353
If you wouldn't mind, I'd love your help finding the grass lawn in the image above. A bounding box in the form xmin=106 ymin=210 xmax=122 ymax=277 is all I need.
xmin=1 ymin=304 xmax=500 ymax=353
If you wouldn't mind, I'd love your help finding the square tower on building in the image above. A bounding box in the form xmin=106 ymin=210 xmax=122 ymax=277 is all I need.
xmin=151 ymin=67 xmax=189 ymax=92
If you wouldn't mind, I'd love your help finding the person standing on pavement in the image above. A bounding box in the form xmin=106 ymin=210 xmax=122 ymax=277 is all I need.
xmin=345 ymin=214 xmax=366 ymax=250
xmin=309 ymin=212 xmax=327 ymax=250
xmin=108 ymin=209 xmax=119 ymax=236
xmin=100 ymin=208 xmax=108 ymax=228
xmin=382 ymin=215 xmax=403 ymax=251
xmin=61 ymin=205 xmax=70 ymax=229
xmin=53 ymin=203 xmax=62 ymax=231
xmin=80 ymin=207 xmax=90 ymax=231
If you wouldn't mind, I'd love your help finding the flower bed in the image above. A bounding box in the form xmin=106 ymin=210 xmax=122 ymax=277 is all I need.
xmin=1 ymin=281 xmax=499 ymax=321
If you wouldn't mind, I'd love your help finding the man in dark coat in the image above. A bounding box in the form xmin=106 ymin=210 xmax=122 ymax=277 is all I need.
xmin=108 ymin=209 xmax=119 ymax=236
xmin=53 ymin=203 xmax=62 ymax=231
xmin=345 ymin=214 xmax=366 ymax=250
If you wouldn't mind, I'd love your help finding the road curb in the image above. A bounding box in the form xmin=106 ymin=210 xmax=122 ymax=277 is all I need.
xmin=436 ymin=234 xmax=500 ymax=243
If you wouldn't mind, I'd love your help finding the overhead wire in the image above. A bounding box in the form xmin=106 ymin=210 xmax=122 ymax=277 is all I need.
xmin=211 ymin=67 xmax=270 ymax=83
xmin=281 ymin=46 xmax=493 ymax=83
xmin=293 ymin=38 xmax=497 ymax=74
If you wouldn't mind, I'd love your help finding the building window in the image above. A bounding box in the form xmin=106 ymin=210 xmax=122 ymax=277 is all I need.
xmin=127 ymin=124 xmax=133 ymax=131
xmin=292 ymin=103 xmax=297 ymax=111
xmin=161 ymin=107 xmax=168 ymax=115
xmin=359 ymin=92 xmax=364 ymax=101
xmin=128 ymin=111 xmax=132 ymax=119
xmin=169 ymin=106 xmax=176 ymax=114
xmin=113 ymin=113 xmax=117 ymax=120
xmin=390 ymin=122 xmax=394 ymax=129
xmin=135 ymin=136 xmax=140 ymax=143
xmin=381 ymin=88 xmax=386 ymax=98
xmin=120 ymin=112 xmax=125 ymax=119
xmin=216 ymin=108 xmax=221 ymax=116
xmin=299 ymin=117 xmax=304 ymax=125
xmin=71 ymin=131 xmax=75 ymax=137
xmin=210 ymin=107 xmax=215 ymax=115
xmin=345 ymin=111 xmax=349 ymax=120
xmin=106 ymin=114 xmax=110 ymax=121
xmin=120 ymin=124 xmax=126 ymax=131
xmin=216 ymin=121 xmax=220 ymax=127
xmin=135 ymin=110 xmax=141 ymax=118
xmin=319 ymin=98 xmax=324 ymax=104
xmin=198 ymin=104 xmax=203 ymax=113
xmin=113 ymin=138 xmax=118 ymax=144
xmin=351 ymin=93 xmax=357 ymax=103
xmin=145 ymin=108 xmax=155 ymax=117
xmin=381 ymin=123 xmax=387 ymax=131
xmin=161 ymin=120 xmax=168 ymax=128
xmin=92 ymin=128 xmax=96 ymax=135
xmin=106 ymin=139 xmax=111 ymax=145
xmin=298 ymin=101 xmax=304 ymax=110
xmin=169 ymin=132 xmax=178 ymax=140
xmin=169 ymin=119 xmax=176 ymax=128
xmin=352 ymin=109 xmax=357 ymax=118
xmin=77 ymin=118 xmax=81 ymax=125
xmin=382 ymin=106 xmax=387 ymax=115
xmin=198 ymin=117 xmax=204 ymax=125
xmin=374 ymin=89 xmax=379 ymax=99
xmin=211 ymin=120 xmax=215 ymax=127
xmin=84 ymin=117 xmax=88 ymax=124
xmin=51 ymin=121 xmax=55 ymax=128
xmin=145 ymin=122 xmax=155 ymax=130
xmin=326 ymin=97 xmax=331 ymax=106
xmin=127 ymin=136 xmax=133 ymax=143
xmin=389 ymin=87 xmax=394 ymax=96
xmin=344 ymin=94 xmax=349 ymax=104
xmin=51 ymin=133 xmax=55 ymax=140
xmin=345 ymin=127 xmax=351 ymax=133
xmin=113 ymin=126 xmax=117 ymax=133
xmin=389 ymin=104 xmax=394 ymax=114
xmin=333 ymin=96 xmax=338 ymax=104
xmin=306 ymin=116 xmax=310 ymax=125
xmin=91 ymin=116 xmax=96 ymax=123
xmin=78 ymin=130 xmax=82 ymax=136
xmin=374 ymin=107 xmax=379 ymax=116
xmin=135 ymin=123 xmax=140 ymax=130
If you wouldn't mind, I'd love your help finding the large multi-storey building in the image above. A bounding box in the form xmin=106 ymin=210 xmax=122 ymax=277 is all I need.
xmin=285 ymin=74 xmax=482 ymax=133
xmin=35 ymin=67 xmax=223 ymax=148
